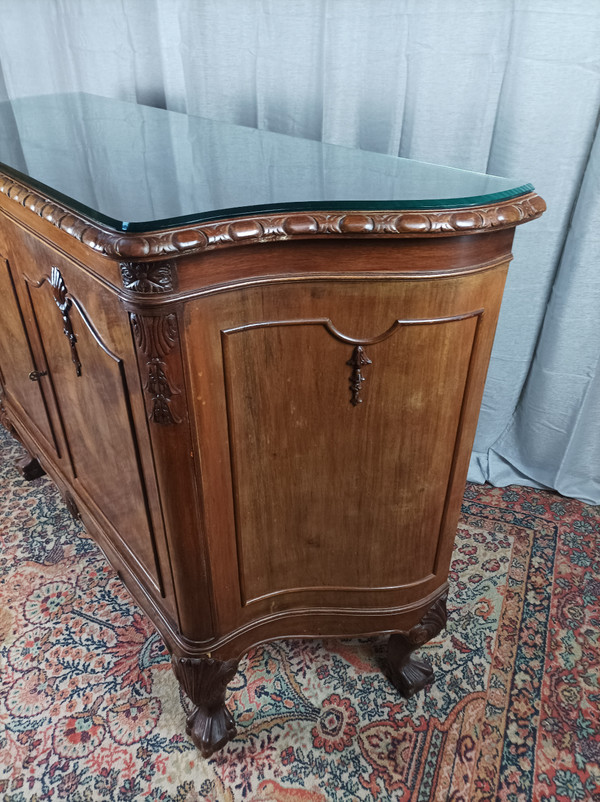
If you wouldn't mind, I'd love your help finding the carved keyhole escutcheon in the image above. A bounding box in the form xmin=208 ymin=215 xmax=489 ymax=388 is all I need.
xmin=347 ymin=345 xmax=372 ymax=406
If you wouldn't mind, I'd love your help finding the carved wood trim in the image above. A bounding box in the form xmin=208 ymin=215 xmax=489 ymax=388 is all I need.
xmin=131 ymin=313 xmax=181 ymax=425
xmin=0 ymin=173 xmax=546 ymax=263
xmin=405 ymin=591 xmax=448 ymax=646
xmin=224 ymin=311 xmax=483 ymax=413
xmin=172 ymin=655 xmax=239 ymax=756
xmin=49 ymin=267 xmax=82 ymax=377
xmin=347 ymin=345 xmax=372 ymax=406
xmin=386 ymin=591 xmax=448 ymax=698
xmin=120 ymin=261 xmax=175 ymax=293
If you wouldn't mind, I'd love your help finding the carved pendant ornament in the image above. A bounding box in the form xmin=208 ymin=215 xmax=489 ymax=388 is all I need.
xmin=346 ymin=345 xmax=372 ymax=406
xmin=131 ymin=313 xmax=181 ymax=425
xmin=50 ymin=267 xmax=82 ymax=377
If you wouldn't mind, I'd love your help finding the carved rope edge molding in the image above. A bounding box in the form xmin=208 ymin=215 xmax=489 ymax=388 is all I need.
xmin=0 ymin=172 xmax=546 ymax=262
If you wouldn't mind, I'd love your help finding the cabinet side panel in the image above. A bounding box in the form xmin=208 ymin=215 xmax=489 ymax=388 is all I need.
xmin=222 ymin=315 xmax=479 ymax=603
xmin=185 ymin=267 xmax=508 ymax=632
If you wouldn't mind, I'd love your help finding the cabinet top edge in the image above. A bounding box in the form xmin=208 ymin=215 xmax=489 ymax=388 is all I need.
xmin=0 ymin=170 xmax=545 ymax=265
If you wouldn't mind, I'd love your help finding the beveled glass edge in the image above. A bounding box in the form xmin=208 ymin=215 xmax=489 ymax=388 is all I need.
xmin=119 ymin=185 xmax=536 ymax=232
xmin=0 ymin=159 xmax=534 ymax=234
xmin=0 ymin=165 xmax=546 ymax=263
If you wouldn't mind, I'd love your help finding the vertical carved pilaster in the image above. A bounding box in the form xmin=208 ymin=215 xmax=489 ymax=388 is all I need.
xmin=131 ymin=313 xmax=181 ymax=425
xmin=346 ymin=345 xmax=372 ymax=406
xmin=172 ymin=655 xmax=239 ymax=757
xmin=50 ymin=267 xmax=82 ymax=377
xmin=385 ymin=592 xmax=448 ymax=698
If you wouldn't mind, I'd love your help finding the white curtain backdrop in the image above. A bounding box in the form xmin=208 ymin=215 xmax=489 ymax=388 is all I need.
xmin=0 ymin=0 xmax=598 ymax=502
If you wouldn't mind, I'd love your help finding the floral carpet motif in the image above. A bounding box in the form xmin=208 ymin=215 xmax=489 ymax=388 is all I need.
xmin=0 ymin=425 xmax=598 ymax=801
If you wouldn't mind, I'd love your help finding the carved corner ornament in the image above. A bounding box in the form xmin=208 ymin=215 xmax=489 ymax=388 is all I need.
xmin=385 ymin=591 xmax=448 ymax=698
xmin=131 ymin=313 xmax=181 ymax=425
xmin=49 ymin=267 xmax=82 ymax=377
xmin=120 ymin=261 xmax=175 ymax=293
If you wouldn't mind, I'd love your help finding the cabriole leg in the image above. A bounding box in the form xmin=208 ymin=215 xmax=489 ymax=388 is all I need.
xmin=386 ymin=592 xmax=448 ymax=698
xmin=172 ymin=655 xmax=239 ymax=757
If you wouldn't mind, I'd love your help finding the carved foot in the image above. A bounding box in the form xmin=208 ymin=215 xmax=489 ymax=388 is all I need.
xmin=64 ymin=492 xmax=81 ymax=521
xmin=385 ymin=592 xmax=448 ymax=699
xmin=172 ymin=655 xmax=239 ymax=757
xmin=16 ymin=455 xmax=45 ymax=480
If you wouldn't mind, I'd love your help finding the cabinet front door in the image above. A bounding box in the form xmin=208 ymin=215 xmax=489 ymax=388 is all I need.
xmin=24 ymin=258 xmax=164 ymax=597
xmin=0 ymin=250 xmax=59 ymax=456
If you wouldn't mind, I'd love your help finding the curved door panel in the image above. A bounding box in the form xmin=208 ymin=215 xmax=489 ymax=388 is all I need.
xmin=0 ymin=253 xmax=58 ymax=455
xmin=26 ymin=268 xmax=163 ymax=595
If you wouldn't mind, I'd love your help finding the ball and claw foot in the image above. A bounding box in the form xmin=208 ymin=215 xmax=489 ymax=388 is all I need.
xmin=386 ymin=645 xmax=435 ymax=698
xmin=385 ymin=592 xmax=448 ymax=699
xmin=185 ymin=701 xmax=237 ymax=758
xmin=172 ymin=655 xmax=239 ymax=758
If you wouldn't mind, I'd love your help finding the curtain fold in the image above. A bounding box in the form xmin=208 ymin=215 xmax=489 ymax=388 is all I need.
xmin=488 ymin=119 xmax=600 ymax=504
xmin=0 ymin=0 xmax=598 ymax=501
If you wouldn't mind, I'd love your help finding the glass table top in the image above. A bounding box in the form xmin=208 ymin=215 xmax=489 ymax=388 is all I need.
xmin=0 ymin=93 xmax=533 ymax=233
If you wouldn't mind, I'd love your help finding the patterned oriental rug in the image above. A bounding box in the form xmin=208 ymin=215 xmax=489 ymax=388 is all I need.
xmin=0 ymin=425 xmax=599 ymax=802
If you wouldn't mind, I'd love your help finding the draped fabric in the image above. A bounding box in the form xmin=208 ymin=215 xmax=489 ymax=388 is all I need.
xmin=0 ymin=0 xmax=598 ymax=502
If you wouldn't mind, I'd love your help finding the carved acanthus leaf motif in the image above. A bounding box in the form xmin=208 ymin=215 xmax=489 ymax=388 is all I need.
xmin=172 ymin=656 xmax=239 ymax=713
xmin=408 ymin=592 xmax=448 ymax=646
xmin=131 ymin=313 xmax=181 ymax=425
xmin=50 ymin=267 xmax=82 ymax=377
xmin=347 ymin=345 xmax=372 ymax=406
xmin=120 ymin=261 xmax=175 ymax=293
xmin=131 ymin=312 xmax=177 ymax=358
xmin=385 ymin=591 xmax=448 ymax=698
xmin=171 ymin=655 xmax=239 ymax=756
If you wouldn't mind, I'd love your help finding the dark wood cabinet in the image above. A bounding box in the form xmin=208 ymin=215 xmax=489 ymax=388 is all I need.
xmin=0 ymin=93 xmax=545 ymax=757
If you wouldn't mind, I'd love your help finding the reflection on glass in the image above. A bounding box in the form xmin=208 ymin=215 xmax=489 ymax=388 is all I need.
xmin=0 ymin=93 xmax=533 ymax=232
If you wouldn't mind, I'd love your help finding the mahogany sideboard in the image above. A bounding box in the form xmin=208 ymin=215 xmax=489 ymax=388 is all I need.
xmin=0 ymin=93 xmax=545 ymax=756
